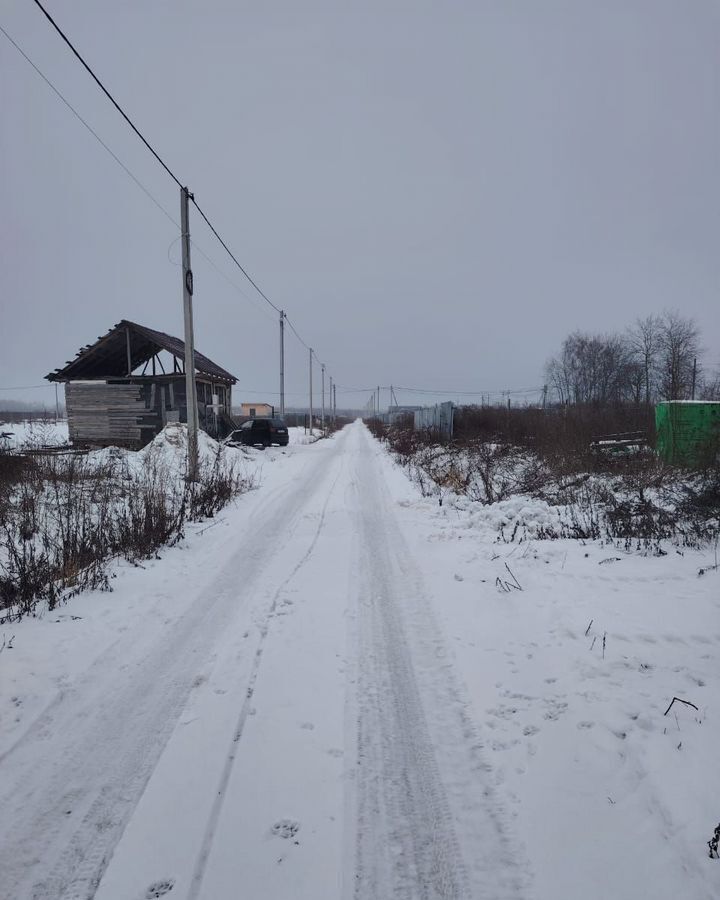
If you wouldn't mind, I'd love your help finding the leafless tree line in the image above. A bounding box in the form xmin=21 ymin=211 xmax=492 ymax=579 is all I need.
xmin=545 ymin=311 xmax=718 ymax=405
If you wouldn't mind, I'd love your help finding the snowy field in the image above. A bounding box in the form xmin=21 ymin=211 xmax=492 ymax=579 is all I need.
xmin=0 ymin=418 xmax=69 ymax=449
xmin=0 ymin=421 xmax=718 ymax=900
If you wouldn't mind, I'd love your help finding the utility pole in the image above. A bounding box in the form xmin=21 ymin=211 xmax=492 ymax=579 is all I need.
xmin=691 ymin=357 xmax=697 ymax=400
xmin=279 ymin=310 xmax=285 ymax=416
xmin=54 ymin=383 xmax=59 ymax=423
xmin=309 ymin=348 xmax=313 ymax=435
xmin=328 ymin=374 xmax=333 ymax=425
xmin=181 ymin=186 xmax=199 ymax=480
xmin=333 ymin=383 xmax=336 ymax=422
xmin=321 ymin=364 xmax=326 ymax=432
xmin=377 ymin=386 xmax=381 ymax=420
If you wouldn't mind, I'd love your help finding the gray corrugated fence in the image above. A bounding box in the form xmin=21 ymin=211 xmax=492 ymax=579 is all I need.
xmin=413 ymin=402 xmax=454 ymax=436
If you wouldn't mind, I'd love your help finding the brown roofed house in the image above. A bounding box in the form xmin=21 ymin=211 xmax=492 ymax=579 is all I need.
xmin=46 ymin=320 xmax=237 ymax=448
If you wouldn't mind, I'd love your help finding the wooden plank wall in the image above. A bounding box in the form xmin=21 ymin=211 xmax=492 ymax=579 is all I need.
xmin=66 ymin=382 xmax=158 ymax=446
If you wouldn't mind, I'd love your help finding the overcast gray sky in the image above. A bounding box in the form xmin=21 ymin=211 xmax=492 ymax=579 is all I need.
xmin=2 ymin=0 xmax=719 ymax=410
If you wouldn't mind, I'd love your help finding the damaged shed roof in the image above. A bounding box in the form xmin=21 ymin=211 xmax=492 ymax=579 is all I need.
xmin=46 ymin=320 xmax=237 ymax=384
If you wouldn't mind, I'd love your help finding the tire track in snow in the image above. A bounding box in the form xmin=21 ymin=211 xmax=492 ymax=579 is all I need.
xmin=349 ymin=426 xmax=528 ymax=899
xmin=0 ymin=434 xmax=348 ymax=900
xmin=186 ymin=452 xmax=346 ymax=900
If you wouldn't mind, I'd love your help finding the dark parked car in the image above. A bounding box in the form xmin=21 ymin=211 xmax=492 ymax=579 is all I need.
xmin=226 ymin=418 xmax=289 ymax=448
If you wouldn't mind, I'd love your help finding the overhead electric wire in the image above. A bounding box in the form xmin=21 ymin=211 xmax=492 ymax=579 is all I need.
xmin=189 ymin=198 xmax=281 ymax=315
xmin=283 ymin=315 xmax=311 ymax=352
xmin=0 ymin=23 xmax=177 ymax=229
xmin=337 ymin=384 xmax=542 ymax=396
xmin=392 ymin=385 xmax=543 ymax=396
xmin=28 ymin=0 xmax=327 ymax=369
xmin=189 ymin=241 xmax=277 ymax=325
xmin=1 ymin=23 xmax=281 ymax=333
xmin=31 ymin=0 xmax=183 ymax=189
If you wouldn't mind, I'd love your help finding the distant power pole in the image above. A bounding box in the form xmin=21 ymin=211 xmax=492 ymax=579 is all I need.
xmin=279 ymin=310 xmax=285 ymax=416
xmin=309 ymin=348 xmax=314 ymax=434
xmin=321 ymin=364 xmax=326 ymax=432
xmin=333 ymin=383 xmax=337 ymax=421
xmin=691 ymin=357 xmax=697 ymax=400
xmin=328 ymin=374 xmax=333 ymax=425
xmin=181 ymin=186 xmax=199 ymax=480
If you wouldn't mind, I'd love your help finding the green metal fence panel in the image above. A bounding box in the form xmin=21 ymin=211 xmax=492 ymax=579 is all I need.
xmin=655 ymin=401 xmax=720 ymax=464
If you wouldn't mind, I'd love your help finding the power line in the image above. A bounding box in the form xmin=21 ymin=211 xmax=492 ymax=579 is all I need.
xmin=337 ymin=384 xmax=543 ymax=396
xmin=190 ymin=198 xmax=281 ymax=315
xmin=283 ymin=314 xmax=311 ymax=352
xmin=392 ymin=385 xmax=543 ymax=396
xmin=31 ymin=0 xmax=183 ymax=189
xmin=190 ymin=241 xmax=277 ymax=325
xmin=0 ymin=23 xmax=177 ymax=229
xmin=336 ymin=386 xmax=379 ymax=394
xmin=1 ymin=23 xmax=284 ymax=333
xmin=29 ymin=0 xmax=325 ymax=367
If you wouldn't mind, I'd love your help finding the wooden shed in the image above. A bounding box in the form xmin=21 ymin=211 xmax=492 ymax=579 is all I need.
xmin=46 ymin=320 xmax=237 ymax=448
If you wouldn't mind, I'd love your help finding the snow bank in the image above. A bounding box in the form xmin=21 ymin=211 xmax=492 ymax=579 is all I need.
xmin=457 ymin=494 xmax=562 ymax=539
xmin=377 ymin=437 xmax=720 ymax=900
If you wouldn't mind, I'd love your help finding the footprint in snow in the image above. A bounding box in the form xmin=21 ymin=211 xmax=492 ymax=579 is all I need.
xmin=271 ymin=819 xmax=300 ymax=840
xmin=145 ymin=879 xmax=174 ymax=898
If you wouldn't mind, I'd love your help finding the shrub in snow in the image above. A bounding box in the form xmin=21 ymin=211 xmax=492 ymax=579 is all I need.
xmin=0 ymin=425 xmax=255 ymax=620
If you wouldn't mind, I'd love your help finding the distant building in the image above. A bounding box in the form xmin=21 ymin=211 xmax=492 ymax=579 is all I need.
xmin=240 ymin=402 xmax=274 ymax=418
xmin=46 ymin=319 xmax=237 ymax=448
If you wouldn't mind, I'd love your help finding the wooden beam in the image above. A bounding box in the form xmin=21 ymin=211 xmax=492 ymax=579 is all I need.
xmin=125 ymin=326 xmax=132 ymax=375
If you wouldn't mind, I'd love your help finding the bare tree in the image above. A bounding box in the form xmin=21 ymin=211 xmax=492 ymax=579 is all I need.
xmin=699 ymin=365 xmax=720 ymax=401
xmin=545 ymin=331 xmax=635 ymax=406
xmin=627 ymin=314 xmax=661 ymax=405
xmin=657 ymin=311 xmax=700 ymax=400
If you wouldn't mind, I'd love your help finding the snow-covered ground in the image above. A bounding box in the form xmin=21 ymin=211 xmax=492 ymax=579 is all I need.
xmin=0 ymin=418 xmax=69 ymax=449
xmin=0 ymin=422 xmax=718 ymax=899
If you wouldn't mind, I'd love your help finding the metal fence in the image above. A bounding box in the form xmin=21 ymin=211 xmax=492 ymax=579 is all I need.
xmin=413 ymin=401 xmax=454 ymax=436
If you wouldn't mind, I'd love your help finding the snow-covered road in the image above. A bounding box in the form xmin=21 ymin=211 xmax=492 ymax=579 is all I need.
xmin=0 ymin=423 xmax=522 ymax=900
xmin=2 ymin=421 xmax=718 ymax=900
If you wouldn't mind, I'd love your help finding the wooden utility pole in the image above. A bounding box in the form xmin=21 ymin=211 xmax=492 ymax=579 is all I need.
xmin=279 ymin=310 xmax=285 ymax=416
xmin=333 ymin=383 xmax=336 ymax=422
xmin=181 ymin=186 xmax=199 ymax=480
xmin=691 ymin=357 xmax=697 ymax=400
xmin=309 ymin=348 xmax=313 ymax=435
xmin=321 ymin=364 xmax=326 ymax=432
